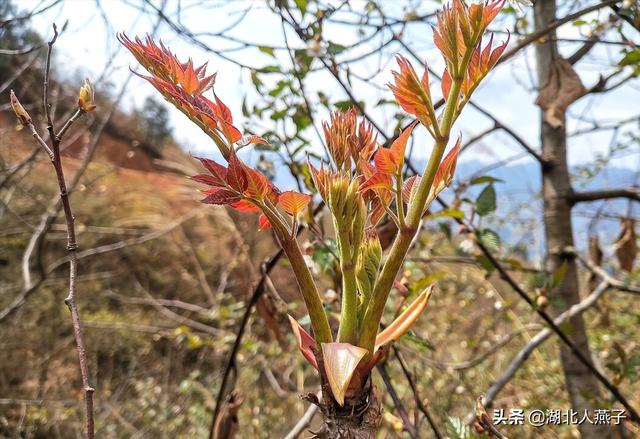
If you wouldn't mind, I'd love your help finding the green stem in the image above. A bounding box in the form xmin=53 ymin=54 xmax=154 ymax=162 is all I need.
xmin=336 ymin=228 xmax=358 ymax=343
xmin=358 ymin=51 xmax=471 ymax=355
xmin=395 ymin=173 xmax=406 ymax=227
xmin=262 ymin=204 xmax=333 ymax=345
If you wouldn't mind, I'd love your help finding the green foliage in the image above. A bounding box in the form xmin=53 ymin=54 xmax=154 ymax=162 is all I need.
xmin=619 ymin=49 xmax=640 ymax=76
xmin=137 ymin=96 xmax=173 ymax=151
xmin=0 ymin=3 xmax=43 ymax=73
xmin=313 ymin=238 xmax=340 ymax=277
xmin=477 ymin=228 xmax=500 ymax=252
xmin=446 ymin=417 xmax=483 ymax=439
xmin=475 ymin=184 xmax=497 ymax=216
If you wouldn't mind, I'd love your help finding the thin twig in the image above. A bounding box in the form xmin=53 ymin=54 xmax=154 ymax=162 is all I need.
xmin=377 ymin=363 xmax=419 ymax=439
xmin=482 ymin=280 xmax=611 ymax=409
xmin=571 ymin=248 xmax=640 ymax=296
xmin=57 ymin=108 xmax=85 ymax=140
xmin=35 ymin=25 xmax=95 ymax=439
xmin=498 ymin=0 xmax=620 ymax=64
xmin=43 ymin=24 xmax=58 ymax=139
xmin=283 ymin=396 xmax=320 ymax=439
xmin=394 ymin=347 xmax=444 ymax=439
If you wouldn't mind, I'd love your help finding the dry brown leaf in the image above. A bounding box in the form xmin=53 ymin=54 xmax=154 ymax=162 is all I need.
xmin=588 ymin=235 xmax=603 ymax=291
xmin=535 ymin=59 xmax=587 ymax=128
xmin=614 ymin=218 xmax=637 ymax=272
xmin=213 ymin=391 xmax=243 ymax=439
xmin=588 ymin=235 xmax=603 ymax=266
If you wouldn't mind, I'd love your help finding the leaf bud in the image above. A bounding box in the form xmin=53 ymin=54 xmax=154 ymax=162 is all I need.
xmin=10 ymin=90 xmax=32 ymax=126
xmin=78 ymin=78 xmax=96 ymax=112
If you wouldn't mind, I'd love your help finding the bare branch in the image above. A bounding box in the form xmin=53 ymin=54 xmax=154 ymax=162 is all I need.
xmin=43 ymin=24 xmax=59 ymax=138
xmin=482 ymin=280 xmax=610 ymax=408
xmin=283 ymin=403 xmax=319 ymax=439
xmin=610 ymin=4 xmax=640 ymax=32
xmin=498 ymin=0 xmax=620 ymax=65
xmin=394 ymin=347 xmax=444 ymax=439
xmin=13 ymin=25 xmax=97 ymax=439
xmin=434 ymin=195 xmax=640 ymax=424
xmin=377 ymin=364 xmax=419 ymax=439
xmin=571 ymin=248 xmax=640 ymax=296
xmin=570 ymin=187 xmax=640 ymax=204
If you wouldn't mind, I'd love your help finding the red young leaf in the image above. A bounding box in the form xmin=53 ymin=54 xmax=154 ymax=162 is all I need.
xmin=214 ymin=92 xmax=234 ymax=124
xmin=359 ymin=172 xmax=393 ymax=193
xmin=388 ymin=56 xmax=434 ymax=123
xmin=201 ymin=188 xmax=241 ymax=205
xmin=179 ymin=59 xmax=200 ymax=95
xmin=244 ymin=166 xmax=271 ymax=200
xmin=469 ymin=0 xmax=505 ymax=33
xmin=373 ymin=148 xmax=398 ymax=175
xmin=226 ymin=152 xmax=248 ymax=192
xmin=238 ymin=135 xmax=271 ymax=148
xmin=466 ymin=33 xmax=509 ymax=96
xmin=220 ymin=120 xmax=243 ymax=144
xmin=309 ymin=163 xmax=331 ymax=200
xmin=229 ymin=199 xmax=261 ymax=213
xmin=195 ymin=157 xmax=227 ymax=184
xmin=369 ymin=190 xmax=393 ymax=226
xmin=373 ymin=120 xmax=418 ymax=175
xmin=258 ymin=213 xmax=272 ymax=230
xmin=427 ymin=136 xmax=461 ymax=206
xmin=323 ymin=109 xmax=357 ymax=169
xmin=402 ymin=175 xmax=421 ymax=204
xmin=278 ymin=191 xmax=311 ymax=216
xmin=375 ymin=286 xmax=433 ymax=350
xmin=433 ymin=136 xmax=461 ymax=190
xmin=118 ymin=33 xmax=214 ymax=95
xmin=288 ymin=315 xmax=318 ymax=369
xmin=441 ymin=69 xmax=452 ymax=100
xmin=191 ymin=174 xmax=224 ymax=187
xmin=389 ymin=120 xmax=419 ymax=163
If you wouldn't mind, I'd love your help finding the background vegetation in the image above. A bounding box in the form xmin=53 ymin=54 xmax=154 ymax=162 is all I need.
xmin=1 ymin=1 xmax=639 ymax=438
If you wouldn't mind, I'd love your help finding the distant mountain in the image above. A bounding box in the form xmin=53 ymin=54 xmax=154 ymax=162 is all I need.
xmin=258 ymin=153 xmax=637 ymax=264
xmin=455 ymin=160 xmax=638 ymax=263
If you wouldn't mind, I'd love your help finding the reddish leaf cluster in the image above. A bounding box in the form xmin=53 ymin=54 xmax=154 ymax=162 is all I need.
xmin=388 ymin=57 xmax=434 ymax=128
xmin=118 ymin=33 xmax=268 ymax=149
xmin=435 ymin=0 xmax=509 ymax=102
xmin=192 ymin=154 xmax=311 ymax=230
xmin=310 ymin=109 xmax=392 ymax=226
xmin=322 ymin=108 xmax=377 ymax=173
xmin=120 ymin=0 xmax=509 ymax=405
xmin=120 ymin=34 xmax=293 ymax=231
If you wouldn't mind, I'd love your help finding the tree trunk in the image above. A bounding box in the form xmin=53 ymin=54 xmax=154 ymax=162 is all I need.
xmin=306 ymin=375 xmax=381 ymax=439
xmin=534 ymin=1 xmax=613 ymax=438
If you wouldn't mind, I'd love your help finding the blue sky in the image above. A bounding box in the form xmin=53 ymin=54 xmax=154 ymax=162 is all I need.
xmin=12 ymin=0 xmax=639 ymax=264
xmin=19 ymin=0 xmax=640 ymax=166
xmin=19 ymin=0 xmax=640 ymax=180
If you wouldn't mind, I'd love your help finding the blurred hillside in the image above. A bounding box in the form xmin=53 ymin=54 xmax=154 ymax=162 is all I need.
xmin=3 ymin=100 xmax=639 ymax=437
xmin=1 ymin=1 xmax=639 ymax=438
xmin=0 ymin=20 xmax=295 ymax=434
